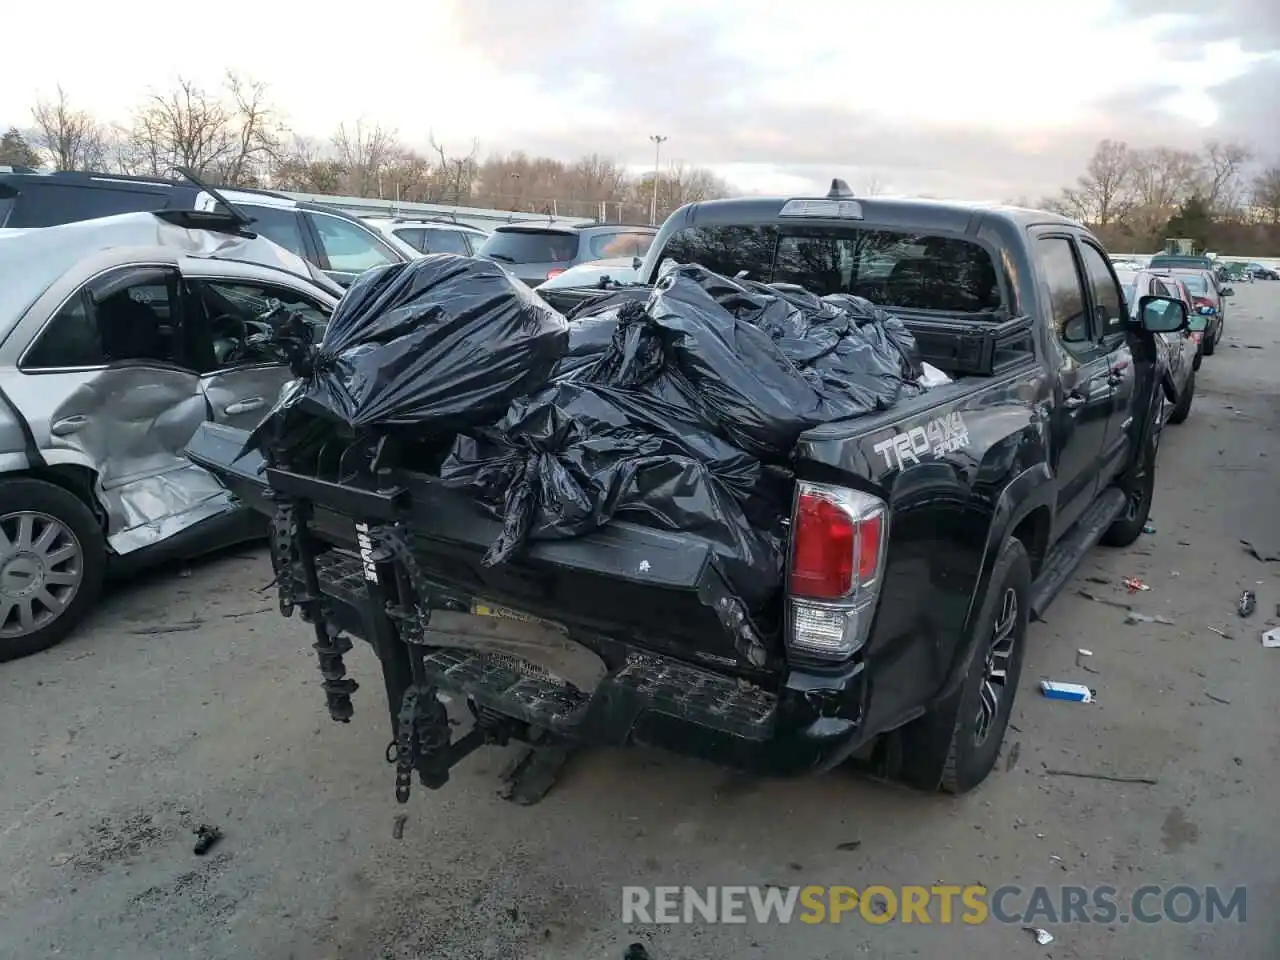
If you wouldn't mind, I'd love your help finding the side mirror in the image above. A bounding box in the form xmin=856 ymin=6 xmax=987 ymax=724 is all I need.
xmin=1222 ymin=287 xmax=1235 ymax=297
xmin=1137 ymin=295 xmax=1188 ymax=334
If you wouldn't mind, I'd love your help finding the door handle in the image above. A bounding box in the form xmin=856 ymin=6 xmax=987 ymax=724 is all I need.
xmin=224 ymin=397 xmax=266 ymax=416
xmin=50 ymin=415 xmax=88 ymax=436
xmin=1064 ymin=394 xmax=1087 ymax=410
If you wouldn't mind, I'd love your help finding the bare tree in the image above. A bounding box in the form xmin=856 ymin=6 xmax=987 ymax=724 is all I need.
xmin=428 ymin=134 xmax=479 ymax=204
xmin=1077 ymin=140 xmax=1134 ymax=226
xmin=1199 ymin=140 xmax=1253 ymax=217
xmin=129 ymin=78 xmax=234 ymax=178
xmin=271 ymin=135 xmax=346 ymax=194
xmin=331 ymin=121 xmax=401 ymax=197
xmin=215 ymin=73 xmax=285 ymax=187
xmin=1252 ymin=165 xmax=1280 ymax=226
xmin=31 ymin=86 xmax=107 ymax=171
xmin=1126 ymin=147 xmax=1199 ymax=241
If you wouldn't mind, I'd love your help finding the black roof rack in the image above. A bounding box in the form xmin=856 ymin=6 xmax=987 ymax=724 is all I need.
xmin=570 ymin=221 xmax=658 ymax=231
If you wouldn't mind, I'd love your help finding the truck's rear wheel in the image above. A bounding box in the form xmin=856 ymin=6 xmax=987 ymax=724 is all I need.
xmin=938 ymin=537 xmax=1030 ymax=794
xmin=0 ymin=478 xmax=106 ymax=662
xmin=888 ymin=537 xmax=1030 ymax=795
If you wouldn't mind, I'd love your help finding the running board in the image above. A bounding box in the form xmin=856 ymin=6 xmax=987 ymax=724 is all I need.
xmin=1028 ymin=487 xmax=1127 ymax=620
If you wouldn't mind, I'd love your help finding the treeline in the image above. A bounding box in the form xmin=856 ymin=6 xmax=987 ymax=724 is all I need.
xmin=1039 ymin=139 xmax=1280 ymax=255
xmin=0 ymin=74 xmax=734 ymax=223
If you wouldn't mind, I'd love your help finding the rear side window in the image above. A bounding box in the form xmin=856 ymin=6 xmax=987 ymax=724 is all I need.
xmin=391 ymin=228 xmax=428 ymax=253
xmin=1179 ymin=274 xmax=1208 ymax=294
xmin=241 ymin=204 xmax=307 ymax=257
xmin=418 ymin=229 xmax=471 ymax=255
xmin=587 ymin=231 xmax=654 ymax=259
xmin=477 ymin=229 xmax=579 ymax=264
xmin=4 ymin=183 xmax=171 ymax=228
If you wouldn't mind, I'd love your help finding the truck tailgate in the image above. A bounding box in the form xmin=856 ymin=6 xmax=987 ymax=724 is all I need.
xmin=185 ymin=423 xmax=777 ymax=674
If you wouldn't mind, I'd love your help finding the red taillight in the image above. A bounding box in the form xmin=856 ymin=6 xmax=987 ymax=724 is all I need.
xmin=1193 ymin=296 xmax=1213 ymax=308
xmin=546 ymin=268 xmax=566 ymax=280
xmin=789 ymin=486 xmax=884 ymax=600
xmin=1191 ymin=332 xmax=1203 ymax=344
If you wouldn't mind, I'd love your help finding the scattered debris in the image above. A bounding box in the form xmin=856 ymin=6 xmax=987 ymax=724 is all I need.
xmin=624 ymin=944 xmax=653 ymax=960
xmin=835 ymin=840 xmax=863 ymax=851
xmin=1262 ymin=628 xmax=1280 ymax=649
xmin=1077 ymin=589 xmax=1131 ymax=610
xmin=1207 ymin=626 xmax=1231 ymax=639
xmin=1005 ymin=740 xmax=1021 ymax=772
xmin=1142 ymin=523 xmax=1156 ymax=534
xmin=192 ymin=824 xmax=222 ymax=856
xmin=1040 ymin=681 xmax=1094 ymax=703
xmin=221 ymin=606 xmax=274 ymax=619
xmin=1170 ymin=570 xmax=1180 ymax=577
xmin=1205 ymin=692 xmax=1231 ymax=705
xmin=1044 ymin=769 xmax=1158 ymax=785
xmin=66 ymin=650 xmax=95 ymax=661
xmin=392 ymin=814 xmax=408 ymax=840
xmin=1074 ymin=649 xmax=1099 ymax=673
xmin=1247 ymin=344 xmax=1263 ymax=350
xmin=1024 ymin=927 xmax=1055 ymax=945
xmin=1238 ymin=591 xmax=1257 ymax=618
xmin=130 ymin=620 xmax=204 ymax=636
xmin=1177 ymin=539 xmax=1192 ymax=547
xmin=1123 ymin=577 xmax=1150 ymax=593
xmin=1085 ymin=575 xmax=1111 ymax=585
xmin=1241 ymin=539 xmax=1280 ymax=562
xmin=1125 ymin=611 xmax=1176 ymax=626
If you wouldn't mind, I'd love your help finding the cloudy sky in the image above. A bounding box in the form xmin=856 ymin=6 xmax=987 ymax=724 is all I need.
xmin=2 ymin=0 xmax=1276 ymax=200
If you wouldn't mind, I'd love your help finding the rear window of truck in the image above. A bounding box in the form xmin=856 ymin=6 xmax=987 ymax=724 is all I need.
xmin=660 ymin=224 xmax=1001 ymax=313
xmin=477 ymin=229 xmax=580 ymax=264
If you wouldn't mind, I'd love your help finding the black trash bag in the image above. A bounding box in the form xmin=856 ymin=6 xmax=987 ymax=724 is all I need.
xmin=551 ymin=306 xmax=630 ymax=380
xmin=584 ymin=264 xmax=926 ymax=461
xmin=245 ymin=255 xmax=569 ymax=457
xmin=440 ymin=381 xmax=786 ymax=612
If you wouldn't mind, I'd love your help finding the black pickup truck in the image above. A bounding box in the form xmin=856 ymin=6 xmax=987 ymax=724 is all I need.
xmin=186 ymin=184 xmax=1189 ymax=803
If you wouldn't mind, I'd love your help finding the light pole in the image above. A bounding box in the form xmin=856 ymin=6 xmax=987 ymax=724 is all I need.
xmin=649 ymin=134 xmax=667 ymax=225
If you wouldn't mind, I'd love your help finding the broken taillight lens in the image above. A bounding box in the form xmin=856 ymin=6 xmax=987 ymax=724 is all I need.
xmin=787 ymin=482 xmax=888 ymax=659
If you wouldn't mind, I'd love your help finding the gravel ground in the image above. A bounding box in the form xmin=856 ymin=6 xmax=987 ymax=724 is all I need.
xmin=2 ymin=285 xmax=1279 ymax=960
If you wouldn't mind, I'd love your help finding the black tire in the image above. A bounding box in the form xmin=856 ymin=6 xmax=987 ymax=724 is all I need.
xmin=1166 ymin=371 xmax=1194 ymax=425
xmin=937 ymin=537 xmax=1031 ymax=794
xmin=1203 ymin=322 xmax=1216 ymax=356
xmin=890 ymin=538 xmax=1031 ymax=795
xmin=0 ymin=478 xmax=106 ymax=663
xmin=1100 ymin=435 xmax=1157 ymax=548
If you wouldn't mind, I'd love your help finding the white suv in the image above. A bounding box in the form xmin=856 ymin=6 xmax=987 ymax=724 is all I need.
xmin=362 ymin=217 xmax=489 ymax=257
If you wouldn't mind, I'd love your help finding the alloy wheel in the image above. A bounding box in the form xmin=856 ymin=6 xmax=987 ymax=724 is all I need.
xmin=0 ymin=511 xmax=85 ymax=640
xmin=974 ymin=587 xmax=1018 ymax=746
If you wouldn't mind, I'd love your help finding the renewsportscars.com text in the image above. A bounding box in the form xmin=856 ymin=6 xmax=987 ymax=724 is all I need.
xmin=621 ymin=884 xmax=1247 ymax=926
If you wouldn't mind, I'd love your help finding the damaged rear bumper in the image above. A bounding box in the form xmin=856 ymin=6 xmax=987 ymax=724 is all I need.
xmin=185 ymin=423 xmax=870 ymax=787
xmin=311 ymin=545 xmax=870 ymax=778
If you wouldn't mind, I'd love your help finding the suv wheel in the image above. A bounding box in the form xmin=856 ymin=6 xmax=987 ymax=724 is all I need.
xmin=0 ymin=478 xmax=106 ymax=662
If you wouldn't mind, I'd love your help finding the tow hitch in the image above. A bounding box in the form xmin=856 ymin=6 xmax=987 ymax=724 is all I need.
xmin=269 ymin=487 xmax=573 ymax=805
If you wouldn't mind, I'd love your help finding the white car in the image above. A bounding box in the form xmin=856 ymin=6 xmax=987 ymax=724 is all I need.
xmin=362 ymin=217 xmax=489 ymax=257
xmin=0 ymin=210 xmax=342 ymax=661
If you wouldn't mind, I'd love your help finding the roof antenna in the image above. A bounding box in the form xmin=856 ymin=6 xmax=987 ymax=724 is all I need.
xmin=826 ymin=178 xmax=854 ymax=199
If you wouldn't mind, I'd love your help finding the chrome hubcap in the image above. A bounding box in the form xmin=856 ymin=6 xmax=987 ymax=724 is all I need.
xmin=0 ymin=511 xmax=84 ymax=640
xmin=975 ymin=588 xmax=1017 ymax=746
